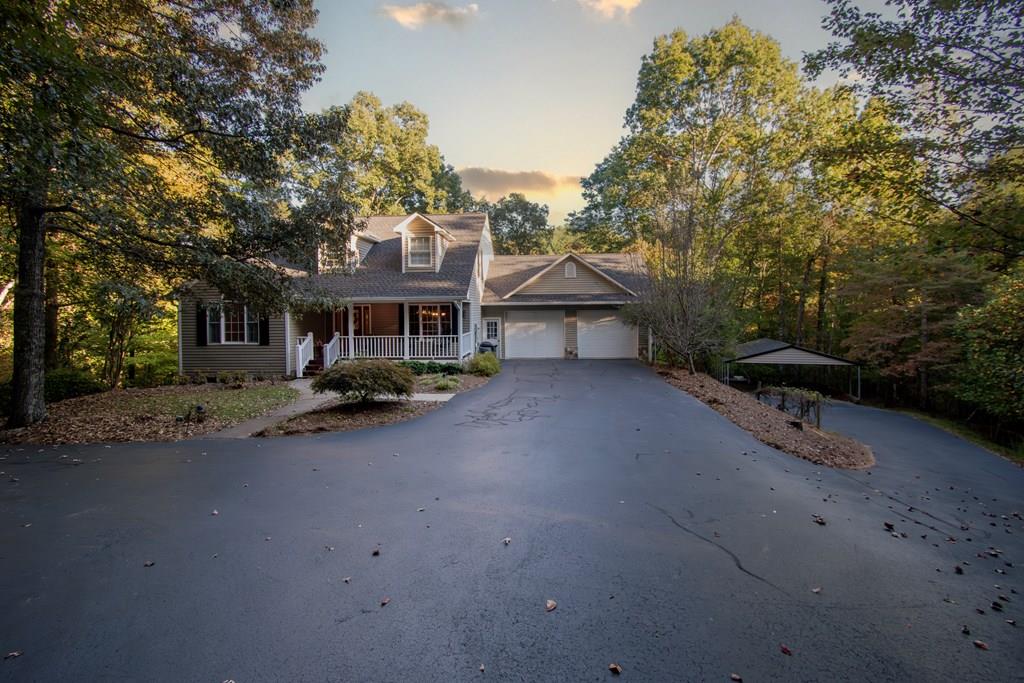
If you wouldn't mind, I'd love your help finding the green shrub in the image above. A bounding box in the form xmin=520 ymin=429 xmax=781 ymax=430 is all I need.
xmin=216 ymin=370 xmax=247 ymax=387
xmin=398 ymin=360 xmax=462 ymax=376
xmin=434 ymin=375 xmax=460 ymax=391
xmin=312 ymin=360 xmax=415 ymax=403
xmin=44 ymin=367 xmax=107 ymax=403
xmin=465 ymin=353 xmax=500 ymax=377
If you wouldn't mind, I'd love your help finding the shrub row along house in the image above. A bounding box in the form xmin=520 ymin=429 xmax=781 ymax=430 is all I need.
xmin=177 ymin=213 xmax=651 ymax=377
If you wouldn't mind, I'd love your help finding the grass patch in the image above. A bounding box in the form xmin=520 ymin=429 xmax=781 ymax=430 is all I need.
xmin=899 ymin=408 xmax=1024 ymax=465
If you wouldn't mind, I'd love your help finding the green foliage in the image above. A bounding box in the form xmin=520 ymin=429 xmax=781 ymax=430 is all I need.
xmin=476 ymin=193 xmax=553 ymax=255
xmin=955 ymin=267 xmax=1024 ymax=421
xmin=398 ymin=360 xmax=462 ymax=376
xmin=465 ymin=353 xmax=500 ymax=377
xmin=303 ymin=93 xmax=472 ymax=217
xmin=311 ymin=360 xmax=415 ymax=403
xmin=806 ymin=0 xmax=1024 ymax=239
xmin=432 ymin=375 xmax=461 ymax=392
xmin=216 ymin=370 xmax=248 ymax=388
xmin=43 ymin=368 xmax=106 ymax=404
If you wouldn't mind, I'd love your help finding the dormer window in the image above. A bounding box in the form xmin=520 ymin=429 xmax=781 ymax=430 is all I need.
xmin=565 ymin=261 xmax=577 ymax=278
xmin=409 ymin=236 xmax=432 ymax=267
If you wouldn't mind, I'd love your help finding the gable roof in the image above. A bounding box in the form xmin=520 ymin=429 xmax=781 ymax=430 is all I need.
xmin=295 ymin=213 xmax=488 ymax=300
xmin=728 ymin=338 xmax=856 ymax=366
xmin=483 ymin=253 xmax=645 ymax=304
xmin=503 ymin=253 xmax=636 ymax=299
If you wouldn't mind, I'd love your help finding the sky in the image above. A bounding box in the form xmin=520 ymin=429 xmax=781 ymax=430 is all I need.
xmin=303 ymin=0 xmax=863 ymax=222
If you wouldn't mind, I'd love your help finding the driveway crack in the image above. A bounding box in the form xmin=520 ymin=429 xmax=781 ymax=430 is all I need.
xmin=647 ymin=503 xmax=790 ymax=596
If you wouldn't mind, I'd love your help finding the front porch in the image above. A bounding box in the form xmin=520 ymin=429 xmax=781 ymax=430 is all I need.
xmin=292 ymin=301 xmax=474 ymax=377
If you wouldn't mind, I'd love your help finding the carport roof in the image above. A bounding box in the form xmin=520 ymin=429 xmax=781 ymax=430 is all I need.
xmin=728 ymin=338 xmax=857 ymax=366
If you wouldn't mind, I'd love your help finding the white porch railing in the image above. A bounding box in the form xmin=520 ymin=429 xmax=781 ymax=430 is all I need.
xmin=323 ymin=332 xmax=342 ymax=370
xmin=408 ymin=335 xmax=458 ymax=359
xmin=295 ymin=332 xmax=314 ymax=378
xmin=353 ymin=335 xmax=404 ymax=359
xmin=460 ymin=332 xmax=473 ymax=358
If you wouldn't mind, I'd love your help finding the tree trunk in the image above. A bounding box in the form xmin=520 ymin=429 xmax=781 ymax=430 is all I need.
xmin=9 ymin=197 xmax=48 ymax=427
xmin=815 ymin=252 xmax=830 ymax=351
xmin=918 ymin=301 xmax=929 ymax=410
xmin=794 ymin=255 xmax=815 ymax=346
xmin=44 ymin=253 xmax=59 ymax=370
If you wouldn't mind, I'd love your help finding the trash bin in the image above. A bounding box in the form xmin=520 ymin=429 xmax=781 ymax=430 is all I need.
xmin=478 ymin=340 xmax=498 ymax=355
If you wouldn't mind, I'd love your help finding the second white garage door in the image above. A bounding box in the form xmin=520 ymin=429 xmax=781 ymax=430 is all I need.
xmin=505 ymin=310 xmax=564 ymax=358
xmin=578 ymin=310 xmax=637 ymax=359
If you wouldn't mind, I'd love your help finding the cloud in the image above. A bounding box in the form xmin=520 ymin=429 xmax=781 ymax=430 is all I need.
xmin=457 ymin=167 xmax=582 ymax=199
xmin=380 ymin=2 xmax=479 ymax=30
xmin=577 ymin=0 xmax=644 ymax=19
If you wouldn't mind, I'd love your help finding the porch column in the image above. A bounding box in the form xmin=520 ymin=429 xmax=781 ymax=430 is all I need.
xmin=453 ymin=300 xmax=462 ymax=360
xmin=347 ymin=305 xmax=354 ymax=359
xmin=402 ymin=302 xmax=410 ymax=360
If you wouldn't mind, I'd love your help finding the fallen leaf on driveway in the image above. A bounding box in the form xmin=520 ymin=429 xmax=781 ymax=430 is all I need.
xmin=546 ymin=599 xmax=557 ymax=612
xmin=973 ymin=640 xmax=989 ymax=650
xmin=479 ymin=663 xmax=485 ymax=672
xmin=812 ymin=515 xmax=826 ymax=526
xmin=883 ymin=521 xmax=894 ymax=531
xmin=780 ymin=644 xmax=793 ymax=656
xmin=372 ymin=547 xmax=381 ymax=557
xmin=380 ymin=597 xmax=390 ymax=607
xmin=730 ymin=675 xmax=743 ymax=682
xmin=811 ymin=587 xmax=821 ymax=594
xmin=608 ymin=663 xmax=622 ymax=675
xmin=502 ymin=537 xmax=511 ymax=545
xmin=343 ymin=577 xmax=351 ymax=584
xmin=211 ymin=509 xmax=219 ymax=516
xmin=325 ymin=545 xmax=335 ymax=552
xmin=417 ymin=508 xmax=425 ymax=512
xmin=144 ymin=560 xmax=155 ymax=567
xmin=4 ymin=651 xmax=22 ymax=660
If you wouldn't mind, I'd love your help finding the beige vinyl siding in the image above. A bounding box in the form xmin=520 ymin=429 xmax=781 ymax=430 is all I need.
xmin=520 ymin=256 xmax=622 ymax=296
xmin=356 ymin=236 xmax=375 ymax=263
xmin=467 ymin=262 xmax=483 ymax=352
xmin=404 ymin=218 xmax=436 ymax=271
xmin=564 ymin=310 xmax=577 ymax=358
xmin=179 ymin=283 xmax=288 ymax=376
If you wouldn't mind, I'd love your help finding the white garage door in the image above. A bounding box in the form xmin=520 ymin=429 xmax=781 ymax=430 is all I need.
xmin=578 ymin=310 xmax=637 ymax=359
xmin=505 ymin=310 xmax=564 ymax=358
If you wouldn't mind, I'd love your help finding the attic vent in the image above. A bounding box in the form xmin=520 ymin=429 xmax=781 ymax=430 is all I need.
xmin=565 ymin=261 xmax=577 ymax=279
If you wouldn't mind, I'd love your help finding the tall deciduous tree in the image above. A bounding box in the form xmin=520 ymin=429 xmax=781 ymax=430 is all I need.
xmin=309 ymin=92 xmax=472 ymax=217
xmin=478 ymin=193 xmax=553 ymax=255
xmin=1 ymin=1 xmax=345 ymax=426
xmin=806 ymin=0 xmax=1024 ymax=252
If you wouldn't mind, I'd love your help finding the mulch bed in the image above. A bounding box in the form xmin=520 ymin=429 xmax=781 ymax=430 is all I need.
xmin=660 ymin=368 xmax=875 ymax=469
xmin=0 ymin=383 xmax=298 ymax=445
xmin=255 ymin=400 xmax=440 ymax=437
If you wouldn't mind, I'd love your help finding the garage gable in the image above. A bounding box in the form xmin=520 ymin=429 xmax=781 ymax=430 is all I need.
xmin=506 ymin=254 xmax=634 ymax=299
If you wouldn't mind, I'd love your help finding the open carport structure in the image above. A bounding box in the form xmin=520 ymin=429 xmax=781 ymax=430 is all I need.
xmin=724 ymin=338 xmax=861 ymax=400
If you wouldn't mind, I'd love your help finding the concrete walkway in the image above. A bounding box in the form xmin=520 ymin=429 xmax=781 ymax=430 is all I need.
xmin=210 ymin=380 xmax=457 ymax=439
xmin=208 ymin=378 xmax=332 ymax=438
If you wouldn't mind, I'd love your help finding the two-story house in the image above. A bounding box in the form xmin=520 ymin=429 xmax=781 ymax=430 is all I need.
xmin=177 ymin=212 xmax=650 ymax=377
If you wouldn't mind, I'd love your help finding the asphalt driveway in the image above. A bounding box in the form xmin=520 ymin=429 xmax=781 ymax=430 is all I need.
xmin=1 ymin=360 xmax=1022 ymax=682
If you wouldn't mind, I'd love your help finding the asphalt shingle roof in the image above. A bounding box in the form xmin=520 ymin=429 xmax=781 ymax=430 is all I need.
xmin=482 ymin=253 xmax=645 ymax=304
xmin=298 ymin=213 xmax=487 ymax=300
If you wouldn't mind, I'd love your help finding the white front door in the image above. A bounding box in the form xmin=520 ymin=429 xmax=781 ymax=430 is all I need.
xmin=578 ymin=310 xmax=637 ymax=359
xmin=504 ymin=310 xmax=564 ymax=359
